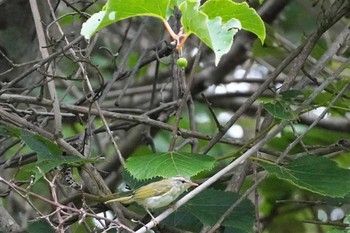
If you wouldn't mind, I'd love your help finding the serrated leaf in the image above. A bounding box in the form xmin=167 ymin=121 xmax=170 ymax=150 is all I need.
xmin=264 ymin=101 xmax=296 ymax=120
xmin=81 ymin=0 xmax=170 ymax=39
xmin=179 ymin=0 xmax=241 ymax=65
xmin=201 ymin=0 xmax=265 ymax=43
xmin=125 ymin=152 xmax=216 ymax=180
xmin=259 ymin=156 xmax=350 ymax=197
xmin=184 ymin=189 xmax=255 ymax=232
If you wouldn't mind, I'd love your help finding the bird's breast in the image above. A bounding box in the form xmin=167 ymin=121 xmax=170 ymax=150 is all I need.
xmin=138 ymin=194 xmax=175 ymax=209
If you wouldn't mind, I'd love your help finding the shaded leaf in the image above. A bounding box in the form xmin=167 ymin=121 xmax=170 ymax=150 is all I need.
xmin=163 ymin=208 xmax=203 ymax=232
xmin=27 ymin=220 xmax=55 ymax=233
xmin=184 ymin=189 xmax=255 ymax=232
xmin=259 ymin=156 xmax=350 ymax=197
xmin=252 ymin=39 xmax=285 ymax=58
xmin=280 ymin=90 xmax=305 ymax=101
xmin=125 ymin=152 xmax=216 ymax=180
xmin=2 ymin=126 xmax=95 ymax=181
xmin=264 ymin=101 xmax=296 ymax=120
xmin=20 ymin=129 xmax=62 ymax=162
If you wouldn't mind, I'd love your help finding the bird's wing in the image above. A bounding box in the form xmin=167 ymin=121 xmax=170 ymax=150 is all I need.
xmin=134 ymin=180 xmax=172 ymax=199
xmin=104 ymin=195 xmax=134 ymax=204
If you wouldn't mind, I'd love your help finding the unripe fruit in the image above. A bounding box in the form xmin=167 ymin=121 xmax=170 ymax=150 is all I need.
xmin=176 ymin=57 xmax=188 ymax=68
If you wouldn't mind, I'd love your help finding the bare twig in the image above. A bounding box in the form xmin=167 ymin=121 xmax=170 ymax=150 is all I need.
xmin=169 ymin=42 xmax=203 ymax=150
xmin=0 ymin=176 xmax=134 ymax=232
xmin=29 ymin=0 xmax=62 ymax=137
xmin=280 ymin=58 xmax=350 ymax=161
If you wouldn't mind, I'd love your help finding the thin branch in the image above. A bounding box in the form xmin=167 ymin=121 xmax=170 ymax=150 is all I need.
xmin=29 ymin=0 xmax=62 ymax=137
xmin=201 ymin=41 xmax=303 ymax=153
xmin=0 ymin=176 xmax=134 ymax=232
xmin=280 ymin=59 xmax=350 ymax=160
xmin=168 ymin=42 xmax=203 ymax=150
xmin=135 ymin=123 xmax=283 ymax=233
xmin=201 ymin=93 xmax=223 ymax=131
xmin=0 ymin=94 xmax=282 ymax=157
xmin=206 ymin=175 xmax=267 ymax=233
xmin=201 ymin=2 xmax=350 ymax=154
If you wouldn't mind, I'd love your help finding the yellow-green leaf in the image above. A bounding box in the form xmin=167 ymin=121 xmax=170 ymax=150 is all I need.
xmin=125 ymin=151 xmax=216 ymax=180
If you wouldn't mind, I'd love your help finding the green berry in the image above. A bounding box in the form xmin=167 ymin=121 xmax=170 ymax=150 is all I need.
xmin=176 ymin=57 xmax=188 ymax=68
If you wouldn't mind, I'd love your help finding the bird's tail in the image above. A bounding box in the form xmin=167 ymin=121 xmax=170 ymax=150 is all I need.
xmin=104 ymin=196 xmax=133 ymax=204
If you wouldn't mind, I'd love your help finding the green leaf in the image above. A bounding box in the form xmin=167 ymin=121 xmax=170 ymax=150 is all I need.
xmin=125 ymin=152 xmax=216 ymax=180
xmin=264 ymin=101 xmax=296 ymax=120
xmin=326 ymin=230 xmax=347 ymax=233
xmin=259 ymin=156 xmax=350 ymax=197
xmin=163 ymin=209 xmax=203 ymax=232
xmin=179 ymin=1 xmax=211 ymax=46
xmin=0 ymin=125 xmax=20 ymax=137
xmin=207 ymin=17 xmax=241 ymax=66
xmin=27 ymin=220 xmax=55 ymax=233
xmin=280 ymin=90 xmax=305 ymax=101
xmin=179 ymin=0 xmax=241 ymax=65
xmin=81 ymin=0 xmax=170 ymax=39
xmin=184 ymin=189 xmax=255 ymax=232
xmin=107 ymin=0 xmax=169 ymax=20
xmin=2 ymin=126 xmax=94 ymax=181
xmin=81 ymin=0 xmax=266 ymax=66
xmin=20 ymin=129 xmax=62 ymax=162
xmin=201 ymin=0 xmax=266 ymax=43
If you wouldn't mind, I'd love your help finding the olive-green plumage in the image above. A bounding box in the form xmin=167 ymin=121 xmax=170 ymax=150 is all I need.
xmin=105 ymin=176 xmax=197 ymax=209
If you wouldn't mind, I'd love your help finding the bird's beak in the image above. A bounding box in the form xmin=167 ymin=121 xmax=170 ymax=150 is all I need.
xmin=190 ymin=181 xmax=198 ymax=187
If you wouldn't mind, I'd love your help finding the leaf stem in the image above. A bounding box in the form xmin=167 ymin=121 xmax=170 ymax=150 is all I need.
xmin=162 ymin=20 xmax=188 ymax=49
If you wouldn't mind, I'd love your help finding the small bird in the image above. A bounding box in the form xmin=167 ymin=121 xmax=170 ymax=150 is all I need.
xmin=105 ymin=176 xmax=198 ymax=211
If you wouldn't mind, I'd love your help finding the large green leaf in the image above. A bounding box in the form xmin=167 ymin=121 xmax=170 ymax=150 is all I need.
xmin=260 ymin=156 xmax=350 ymax=197
xmin=81 ymin=0 xmax=170 ymax=39
xmin=184 ymin=189 xmax=255 ymax=232
xmin=125 ymin=152 xmax=216 ymax=180
xmin=201 ymin=0 xmax=265 ymax=43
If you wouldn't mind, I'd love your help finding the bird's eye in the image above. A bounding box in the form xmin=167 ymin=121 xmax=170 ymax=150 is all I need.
xmin=181 ymin=180 xmax=186 ymax=183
